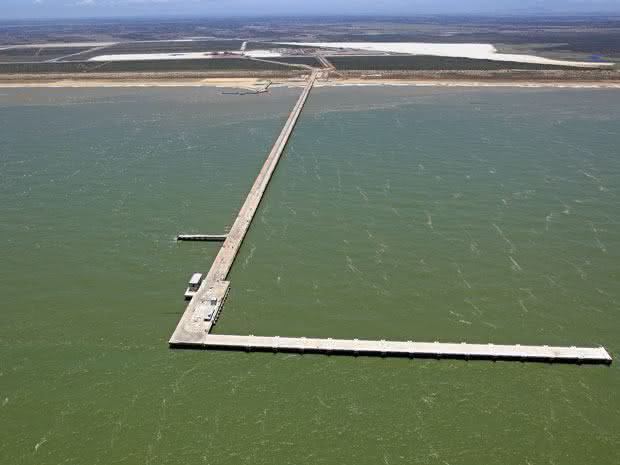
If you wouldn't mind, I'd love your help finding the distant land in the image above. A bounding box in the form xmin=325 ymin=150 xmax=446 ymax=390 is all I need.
xmin=0 ymin=16 xmax=618 ymax=85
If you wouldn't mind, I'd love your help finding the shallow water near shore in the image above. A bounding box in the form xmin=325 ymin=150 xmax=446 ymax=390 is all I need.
xmin=1 ymin=85 xmax=619 ymax=464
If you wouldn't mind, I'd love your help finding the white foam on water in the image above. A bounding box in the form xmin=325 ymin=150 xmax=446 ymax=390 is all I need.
xmin=425 ymin=212 xmax=433 ymax=230
xmin=356 ymin=186 xmax=369 ymax=202
xmin=492 ymin=223 xmax=516 ymax=254
xmin=545 ymin=213 xmax=553 ymax=231
xmin=518 ymin=299 xmax=529 ymax=313
xmin=509 ymin=256 xmax=523 ymax=272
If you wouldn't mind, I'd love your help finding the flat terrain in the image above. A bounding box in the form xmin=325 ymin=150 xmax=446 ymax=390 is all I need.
xmin=1 ymin=17 xmax=618 ymax=84
xmin=328 ymin=55 xmax=582 ymax=70
xmin=62 ymin=39 xmax=245 ymax=60
xmin=0 ymin=46 xmax=91 ymax=62
xmin=0 ymin=58 xmax=306 ymax=74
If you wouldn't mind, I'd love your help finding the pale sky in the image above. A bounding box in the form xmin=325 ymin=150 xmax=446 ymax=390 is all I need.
xmin=2 ymin=0 xmax=619 ymax=20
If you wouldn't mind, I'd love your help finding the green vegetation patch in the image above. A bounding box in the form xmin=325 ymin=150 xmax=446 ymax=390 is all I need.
xmin=265 ymin=56 xmax=321 ymax=67
xmin=0 ymin=58 xmax=298 ymax=74
xmin=95 ymin=58 xmax=294 ymax=72
xmin=0 ymin=47 xmax=91 ymax=63
xmin=0 ymin=61 xmax=101 ymax=73
xmin=64 ymin=40 xmax=245 ymax=60
xmin=245 ymin=41 xmax=318 ymax=50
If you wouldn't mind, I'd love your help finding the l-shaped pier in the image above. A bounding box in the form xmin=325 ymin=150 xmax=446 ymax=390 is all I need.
xmin=169 ymin=70 xmax=611 ymax=365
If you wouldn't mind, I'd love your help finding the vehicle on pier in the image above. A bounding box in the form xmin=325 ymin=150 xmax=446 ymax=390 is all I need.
xmin=203 ymin=299 xmax=217 ymax=321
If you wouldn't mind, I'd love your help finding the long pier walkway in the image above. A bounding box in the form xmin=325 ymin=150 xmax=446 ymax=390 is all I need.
xmin=169 ymin=70 xmax=319 ymax=346
xmin=199 ymin=335 xmax=612 ymax=364
xmin=169 ymin=69 xmax=611 ymax=365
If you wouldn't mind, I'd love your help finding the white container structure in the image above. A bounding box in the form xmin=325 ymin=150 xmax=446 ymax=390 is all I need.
xmin=184 ymin=273 xmax=203 ymax=300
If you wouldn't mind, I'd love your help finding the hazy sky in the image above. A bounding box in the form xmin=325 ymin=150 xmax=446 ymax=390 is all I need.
xmin=2 ymin=0 xmax=619 ymax=20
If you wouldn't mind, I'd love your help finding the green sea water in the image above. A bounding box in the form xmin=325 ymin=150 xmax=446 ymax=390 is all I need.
xmin=1 ymin=85 xmax=619 ymax=464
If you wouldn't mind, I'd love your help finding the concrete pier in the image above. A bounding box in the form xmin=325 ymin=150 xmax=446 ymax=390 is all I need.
xmin=177 ymin=234 xmax=227 ymax=242
xmin=317 ymin=55 xmax=335 ymax=70
xmin=174 ymin=334 xmax=612 ymax=365
xmin=169 ymin=70 xmax=318 ymax=346
xmin=168 ymin=69 xmax=611 ymax=366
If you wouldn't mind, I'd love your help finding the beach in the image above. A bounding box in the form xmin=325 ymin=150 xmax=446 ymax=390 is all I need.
xmin=1 ymin=75 xmax=619 ymax=89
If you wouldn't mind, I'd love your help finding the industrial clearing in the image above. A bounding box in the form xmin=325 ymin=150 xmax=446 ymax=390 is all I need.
xmin=279 ymin=42 xmax=615 ymax=68
xmin=83 ymin=41 xmax=614 ymax=68
xmin=169 ymin=69 xmax=612 ymax=364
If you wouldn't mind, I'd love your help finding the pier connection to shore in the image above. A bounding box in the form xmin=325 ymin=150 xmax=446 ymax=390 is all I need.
xmin=169 ymin=69 xmax=611 ymax=365
xmin=169 ymin=70 xmax=318 ymax=345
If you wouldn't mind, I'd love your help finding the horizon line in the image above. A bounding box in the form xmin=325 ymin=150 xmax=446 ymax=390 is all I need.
xmin=2 ymin=12 xmax=620 ymax=22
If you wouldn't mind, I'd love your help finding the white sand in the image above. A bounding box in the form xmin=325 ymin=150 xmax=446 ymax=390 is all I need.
xmin=280 ymin=42 xmax=613 ymax=68
xmin=243 ymin=50 xmax=283 ymax=58
xmin=89 ymin=50 xmax=282 ymax=61
xmin=89 ymin=52 xmax=245 ymax=61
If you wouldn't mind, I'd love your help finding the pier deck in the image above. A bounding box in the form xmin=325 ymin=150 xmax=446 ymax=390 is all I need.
xmin=169 ymin=70 xmax=318 ymax=346
xmin=177 ymin=234 xmax=227 ymax=241
xmin=168 ymin=69 xmax=611 ymax=366
xmin=174 ymin=334 xmax=612 ymax=364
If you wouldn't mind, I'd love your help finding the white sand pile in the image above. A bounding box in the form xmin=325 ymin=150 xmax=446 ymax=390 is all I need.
xmin=279 ymin=42 xmax=613 ymax=68
xmin=89 ymin=52 xmax=244 ymax=61
xmin=243 ymin=50 xmax=283 ymax=58
xmin=89 ymin=50 xmax=282 ymax=61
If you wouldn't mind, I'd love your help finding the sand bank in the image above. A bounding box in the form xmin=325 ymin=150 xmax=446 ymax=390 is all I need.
xmin=0 ymin=77 xmax=270 ymax=89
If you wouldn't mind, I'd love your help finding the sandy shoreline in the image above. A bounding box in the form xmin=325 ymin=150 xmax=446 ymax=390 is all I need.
xmin=0 ymin=77 xmax=275 ymax=89
xmin=1 ymin=76 xmax=619 ymax=90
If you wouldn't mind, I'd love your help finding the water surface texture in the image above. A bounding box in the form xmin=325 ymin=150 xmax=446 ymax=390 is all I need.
xmin=1 ymin=86 xmax=619 ymax=464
